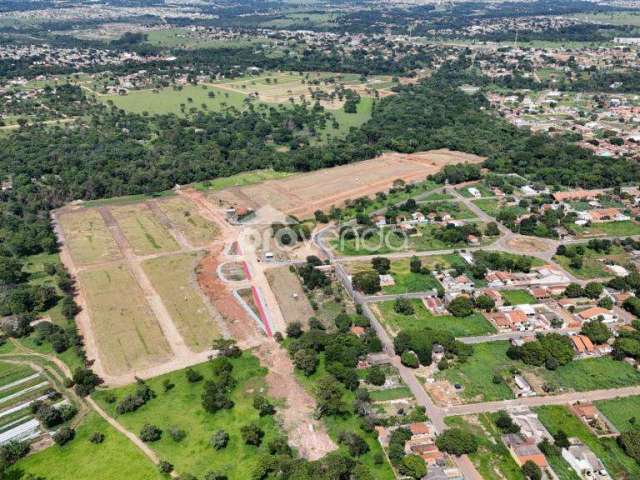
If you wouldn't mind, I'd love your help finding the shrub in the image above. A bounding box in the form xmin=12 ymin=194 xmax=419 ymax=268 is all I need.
xmin=169 ymin=426 xmax=187 ymax=442
xmin=53 ymin=426 xmax=75 ymax=446
xmin=186 ymin=368 xmax=203 ymax=383
xmin=286 ymin=322 xmax=303 ymax=338
xmin=240 ymin=423 xmax=264 ymax=446
xmin=394 ymin=298 xmax=415 ymax=315
xmin=366 ymin=366 xmax=386 ymax=386
xmin=210 ymin=430 xmax=229 ymax=450
xmin=253 ymin=396 xmax=276 ymax=416
xmin=400 ymin=351 xmax=419 ymax=368
xmin=89 ymin=432 xmax=105 ymax=444
xmin=139 ymin=424 xmax=162 ymax=442
xmin=158 ymin=460 xmax=173 ymax=474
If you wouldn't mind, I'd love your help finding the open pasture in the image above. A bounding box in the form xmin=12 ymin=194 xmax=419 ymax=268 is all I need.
xmin=211 ymin=149 xmax=485 ymax=218
xmin=110 ymin=203 xmax=179 ymax=256
xmin=57 ymin=209 xmax=121 ymax=266
xmin=142 ymin=253 xmax=221 ymax=352
xmin=100 ymin=84 xmax=247 ymax=115
xmin=154 ymin=197 xmax=219 ymax=247
xmin=79 ymin=263 xmax=172 ymax=376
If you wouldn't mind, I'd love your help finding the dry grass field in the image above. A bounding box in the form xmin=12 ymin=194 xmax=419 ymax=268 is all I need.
xmin=110 ymin=203 xmax=179 ymax=256
xmin=155 ymin=197 xmax=219 ymax=247
xmin=265 ymin=267 xmax=315 ymax=327
xmin=58 ymin=209 xmax=122 ymax=266
xmin=211 ymin=149 xmax=485 ymax=218
xmin=79 ymin=263 xmax=173 ymax=376
xmin=142 ymin=253 xmax=221 ymax=352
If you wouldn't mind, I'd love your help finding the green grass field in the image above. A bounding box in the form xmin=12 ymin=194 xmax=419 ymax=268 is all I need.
xmin=501 ymin=289 xmax=536 ymax=305
xmin=101 ymin=85 xmax=248 ymax=115
xmin=438 ymin=341 xmax=640 ymax=403
xmin=381 ymin=259 xmax=441 ymax=294
xmin=93 ymin=354 xmax=282 ymax=479
xmin=595 ymin=396 xmax=640 ymax=432
xmin=8 ymin=412 xmax=163 ymax=480
xmin=374 ymin=300 xmax=496 ymax=338
xmin=573 ymin=221 xmax=640 ymax=238
xmin=318 ymin=96 xmax=374 ymax=142
xmin=368 ymin=387 xmax=413 ymax=402
xmin=536 ymin=405 xmax=640 ymax=479
xmin=194 ymin=169 xmax=292 ymax=191
xmin=146 ymin=28 xmax=270 ymax=49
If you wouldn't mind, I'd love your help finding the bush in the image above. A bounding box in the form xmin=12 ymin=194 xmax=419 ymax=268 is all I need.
xmin=89 ymin=432 xmax=105 ymax=444
xmin=210 ymin=430 xmax=229 ymax=450
xmin=186 ymin=368 xmax=203 ymax=383
xmin=394 ymin=298 xmax=415 ymax=315
xmin=169 ymin=426 xmax=187 ymax=442
xmin=53 ymin=426 xmax=75 ymax=446
xmin=400 ymin=351 xmax=419 ymax=368
xmin=240 ymin=423 xmax=264 ymax=446
xmin=286 ymin=322 xmax=303 ymax=338
xmin=139 ymin=424 xmax=162 ymax=442
xmin=366 ymin=366 xmax=386 ymax=386
xmin=522 ymin=460 xmax=542 ymax=480
xmin=158 ymin=460 xmax=173 ymax=474
xmin=253 ymin=396 xmax=276 ymax=416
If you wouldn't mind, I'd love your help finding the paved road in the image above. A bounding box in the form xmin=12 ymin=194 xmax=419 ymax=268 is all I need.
xmin=445 ymin=385 xmax=640 ymax=416
xmin=362 ymin=290 xmax=439 ymax=303
xmin=457 ymin=327 xmax=581 ymax=344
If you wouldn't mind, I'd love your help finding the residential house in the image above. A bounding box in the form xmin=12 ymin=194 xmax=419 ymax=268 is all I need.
xmin=502 ymin=433 xmax=548 ymax=468
xmin=562 ymin=438 xmax=611 ymax=479
xmin=577 ymin=307 xmax=618 ymax=324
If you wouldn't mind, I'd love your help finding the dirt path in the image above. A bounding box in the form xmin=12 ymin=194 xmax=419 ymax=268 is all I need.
xmin=146 ymin=199 xmax=194 ymax=250
xmin=253 ymin=341 xmax=337 ymax=460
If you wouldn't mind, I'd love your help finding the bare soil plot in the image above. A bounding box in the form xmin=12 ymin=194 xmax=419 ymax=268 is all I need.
xmin=154 ymin=197 xmax=219 ymax=247
xmin=265 ymin=267 xmax=315 ymax=327
xmin=211 ymin=149 xmax=485 ymax=218
xmin=109 ymin=203 xmax=179 ymax=256
xmin=142 ymin=253 xmax=221 ymax=352
xmin=79 ymin=263 xmax=172 ymax=376
xmin=57 ymin=209 xmax=122 ymax=266
xmin=220 ymin=261 xmax=248 ymax=282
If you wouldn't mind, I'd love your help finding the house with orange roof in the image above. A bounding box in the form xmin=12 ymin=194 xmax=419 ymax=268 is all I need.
xmin=578 ymin=306 xmax=618 ymax=324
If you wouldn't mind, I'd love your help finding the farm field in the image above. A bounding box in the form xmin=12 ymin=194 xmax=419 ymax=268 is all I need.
xmin=57 ymin=209 xmax=121 ymax=266
xmin=110 ymin=203 xmax=179 ymax=256
xmin=93 ymin=354 xmax=283 ymax=479
xmin=500 ymin=289 xmax=537 ymax=305
xmin=535 ymin=405 xmax=640 ymax=479
xmin=211 ymin=149 xmax=485 ymax=218
xmin=372 ymin=300 xmax=496 ymax=337
xmin=79 ymin=263 xmax=172 ymax=376
xmin=595 ymin=396 xmax=640 ymax=432
xmin=99 ymin=84 xmax=247 ymax=115
xmin=265 ymin=266 xmax=315 ymax=327
xmin=154 ymin=197 xmax=219 ymax=247
xmin=142 ymin=253 xmax=221 ymax=352
xmin=10 ymin=412 xmax=163 ymax=480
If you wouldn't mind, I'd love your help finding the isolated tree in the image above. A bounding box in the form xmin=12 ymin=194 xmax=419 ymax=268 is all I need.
xmin=584 ymin=282 xmax=604 ymax=299
xmin=293 ymin=348 xmax=318 ymax=376
xmin=394 ymin=298 xmax=415 ymax=315
xmin=210 ymin=430 xmax=229 ymax=450
xmin=139 ymin=424 xmax=162 ymax=442
xmin=352 ymin=271 xmax=381 ymax=294
xmin=447 ymin=296 xmax=474 ymax=317
xmin=399 ymin=454 xmax=427 ymax=479
xmin=371 ymin=257 xmax=391 ymax=274
xmin=475 ymin=294 xmax=495 ymax=312
xmin=436 ymin=428 xmax=478 ymax=455
xmin=366 ymin=366 xmax=386 ymax=386
xmin=240 ymin=423 xmax=264 ymax=446
xmin=521 ymin=460 xmax=542 ymax=480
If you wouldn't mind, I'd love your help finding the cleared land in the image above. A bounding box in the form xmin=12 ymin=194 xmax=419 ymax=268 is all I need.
xmin=595 ymin=396 xmax=640 ymax=432
xmin=154 ymin=197 xmax=219 ymax=247
xmin=373 ymin=300 xmax=496 ymax=337
xmin=57 ymin=209 xmax=122 ymax=266
xmin=211 ymin=149 xmax=485 ymax=218
xmin=79 ymin=263 xmax=173 ymax=376
xmin=10 ymin=412 xmax=163 ymax=480
xmin=142 ymin=252 xmax=221 ymax=352
xmin=110 ymin=203 xmax=179 ymax=256
xmin=265 ymin=266 xmax=315 ymax=327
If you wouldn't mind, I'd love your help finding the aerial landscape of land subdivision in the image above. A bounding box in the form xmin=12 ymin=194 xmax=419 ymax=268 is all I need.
xmin=8 ymin=1 xmax=640 ymax=480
